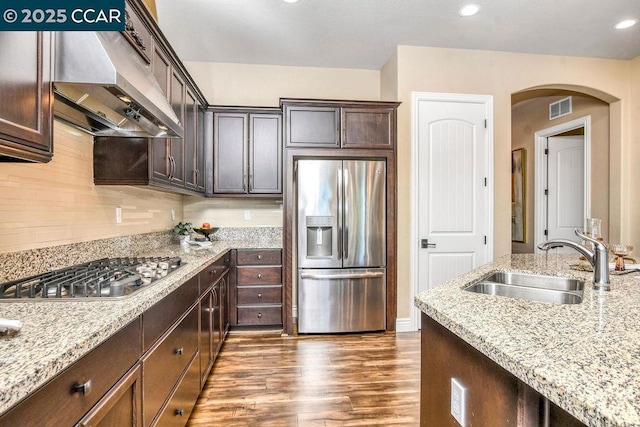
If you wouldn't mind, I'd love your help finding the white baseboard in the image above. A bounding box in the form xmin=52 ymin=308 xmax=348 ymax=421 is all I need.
xmin=395 ymin=317 xmax=416 ymax=332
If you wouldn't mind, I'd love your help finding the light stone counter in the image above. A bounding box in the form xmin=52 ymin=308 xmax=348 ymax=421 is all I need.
xmin=414 ymin=253 xmax=640 ymax=427
xmin=0 ymin=238 xmax=281 ymax=416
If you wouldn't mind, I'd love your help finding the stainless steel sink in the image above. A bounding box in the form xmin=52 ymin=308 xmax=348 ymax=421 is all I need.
xmin=464 ymin=272 xmax=584 ymax=304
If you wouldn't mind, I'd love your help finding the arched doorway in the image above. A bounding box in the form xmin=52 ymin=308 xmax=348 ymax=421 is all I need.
xmin=510 ymin=85 xmax=620 ymax=253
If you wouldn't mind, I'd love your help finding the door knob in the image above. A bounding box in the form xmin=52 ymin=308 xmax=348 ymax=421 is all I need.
xmin=421 ymin=239 xmax=436 ymax=249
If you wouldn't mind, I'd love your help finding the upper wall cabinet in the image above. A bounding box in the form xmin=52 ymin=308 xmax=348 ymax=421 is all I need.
xmin=281 ymin=99 xmax=399 ymax=150
xmin=92 ymin=1 xmax=207 ymax=196
xmin=211 ymin=107 xmax=282 ymax=196
xmin=0 ymin=32 xmax=53 ymax=163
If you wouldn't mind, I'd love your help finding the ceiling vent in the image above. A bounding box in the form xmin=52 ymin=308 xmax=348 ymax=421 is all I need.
xmin=549 ymin=96 xmax=572 ymax=120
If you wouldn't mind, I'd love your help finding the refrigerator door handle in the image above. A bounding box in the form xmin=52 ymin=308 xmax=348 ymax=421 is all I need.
xmin=343 ymin=167 xmax=349 ymax=261
xmin=300 ymin=271 xmax=385 ymax=280
xmin=337 ymin=167 xmax=343 ymax=260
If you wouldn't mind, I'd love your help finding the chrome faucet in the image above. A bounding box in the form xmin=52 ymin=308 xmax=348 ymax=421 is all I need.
xmin=538 ymin=229 xmax=610 ymax=291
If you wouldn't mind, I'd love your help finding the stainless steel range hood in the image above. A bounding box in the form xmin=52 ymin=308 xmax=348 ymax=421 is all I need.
xmin=54 ymin=31 xmax=183 ymax=138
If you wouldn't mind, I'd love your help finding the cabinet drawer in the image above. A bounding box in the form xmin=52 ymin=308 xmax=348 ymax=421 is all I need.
xmin=237 ymin=266 xmax=281 ymax=285
xmin=237 ymin=306 xmax=282 ymax=326
xmin=0 ymin=319 xmax=141 ymax=427
xmin=143 ymin=275 xmax=198 ymax=351
xmin=143 ymin=306 xmax=199 ymax=426
xmin=237 ymin=285 xmax=282 ymax=305
xmin=155 ymin=351 xmax=200 ymax=427
xmin=236 ymin=249 xmax=281 ymax=265
xmin=199 ymin=253 xmax=230 ymax=295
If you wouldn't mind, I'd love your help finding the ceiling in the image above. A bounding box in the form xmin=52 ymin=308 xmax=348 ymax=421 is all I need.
xmin=154 ymin=0 xmax=640 ymax=70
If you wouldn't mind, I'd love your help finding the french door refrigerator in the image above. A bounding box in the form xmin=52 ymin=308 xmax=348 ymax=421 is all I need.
xmin=296 ymin=159 xmax=386 ymax=333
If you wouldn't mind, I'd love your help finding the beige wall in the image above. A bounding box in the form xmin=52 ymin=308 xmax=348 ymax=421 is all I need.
xmin=394 ymin=46 xmax=632 ymax=319
xmin=630 ymin=57 xmax=640 ymax=251
xmin=511 ymin=95 xmax=610 ymax=253
xmin=184 ymin=61 xmax=381 ymax=107
xmin=0 ymin=122 xmax=183 ymax=254
xmin=183 ymin=197 xmax=283 ymax=228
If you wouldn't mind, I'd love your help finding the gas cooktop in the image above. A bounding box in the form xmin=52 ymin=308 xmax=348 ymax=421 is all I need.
xmin=0 ymin=256 xmax=183 ymax=301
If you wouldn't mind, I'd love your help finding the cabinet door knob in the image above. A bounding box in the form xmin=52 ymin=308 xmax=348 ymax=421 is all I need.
xmin=257 ymin=313 xmax=262 ymax=318
xmin=257 ymin=255 xmax=262 ymax=260
xmin=257 ymin=273 xmax=262 ymax=279
xmin=257 ymin=293 xmax=262 ymax=299
xmin=72 ymin=379 xmax=92 ymax=396
xmin=212 ymin=269 xmax=217 ymax=275
xmin=175 ymin=409 xmax=184 ymax=416
xmin=175 ymin=347 xmax=184 ymax=355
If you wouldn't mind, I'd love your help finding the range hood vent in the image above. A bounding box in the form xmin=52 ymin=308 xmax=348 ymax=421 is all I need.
xmin=54 ymin=31 xmax=183 ymax=139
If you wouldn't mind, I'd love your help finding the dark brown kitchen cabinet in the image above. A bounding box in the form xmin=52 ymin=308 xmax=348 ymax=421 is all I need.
xmin=341 ymin=107 xmax=395 ymax=149
xmin=123 ymin=2 xmax=153 ymax=64
xmin=198 ymin=254 xmax=230 ymax=387
xmin=211 ymin=108 xmax=282 ymax=196
xmin=283 ymin=105 xmax=340 ymax=148
xmin=75 ymin=364 xmax=142 ymax=427
xmin=0 ymin=319 xmax=141 ymax=427
xmin=0 ymin=32 xmax=53 ymax=163
xmin=184 ymin=88 xmax=202 ymax=191
xmin=281 ymin=99 xmax=399 ymax=150
xmin=421 ymin=314 xmax=584 ymax=426
xmin=231 ymin=249 xmax=283 ymax=328
xmin=143 ymin=305 xmax=199 ymax=426
xmin=93 ymin=0 xmax=207 ymax=197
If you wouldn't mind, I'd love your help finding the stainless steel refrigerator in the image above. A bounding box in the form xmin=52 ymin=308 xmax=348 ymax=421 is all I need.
xmin=296 ymin=159 xmax=386 ymax=333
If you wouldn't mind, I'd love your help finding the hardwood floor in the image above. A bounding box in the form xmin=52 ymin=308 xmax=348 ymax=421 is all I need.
xmin=188 ymin=331 xmax=420 ymax=426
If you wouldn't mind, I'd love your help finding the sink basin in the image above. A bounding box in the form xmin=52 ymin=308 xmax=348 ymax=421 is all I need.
xmin=464 ymin=272 xmax=584 ymax=304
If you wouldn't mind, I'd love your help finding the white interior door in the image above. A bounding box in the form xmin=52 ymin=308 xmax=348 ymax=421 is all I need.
xmin=546 ymin=135 xmax=585 ymax=251
xmin=417 ymin=99 xmax=491 ymax=295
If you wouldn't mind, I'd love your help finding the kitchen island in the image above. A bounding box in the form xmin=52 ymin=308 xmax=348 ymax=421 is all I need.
xmin=415 ymin=253 xmax=640 ymax=426
xmin=0 ymin=237 xmax=281 ymax=420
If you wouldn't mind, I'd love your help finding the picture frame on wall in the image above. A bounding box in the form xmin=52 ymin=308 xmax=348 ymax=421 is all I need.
xmin=512 ymin=148 xmax=526 ymax=242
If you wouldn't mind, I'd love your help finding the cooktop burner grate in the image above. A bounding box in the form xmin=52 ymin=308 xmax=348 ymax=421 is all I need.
xmin=0 ymin=256 xmax=183 ymax=301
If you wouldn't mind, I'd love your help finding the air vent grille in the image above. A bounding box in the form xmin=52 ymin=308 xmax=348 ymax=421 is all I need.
xmin=549 ymin=96 xmax=572 ymax=120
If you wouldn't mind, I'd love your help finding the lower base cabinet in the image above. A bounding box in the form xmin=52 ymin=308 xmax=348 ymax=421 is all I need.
xmin=76 ymin=364 xmax=142 ymax=427
xmin=0 ymin=253 xmax=233 ymax=427
xmin=155 ymin=352 xmax=201 ymax=427
xmin=420 ymin=313 xmax=584 ymax=426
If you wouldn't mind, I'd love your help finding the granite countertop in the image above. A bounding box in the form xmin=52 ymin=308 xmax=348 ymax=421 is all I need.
xmin=0 ymin=239 xmax=281 ymax=416
xmin=414 ymin=253 xmax=640 ymax=427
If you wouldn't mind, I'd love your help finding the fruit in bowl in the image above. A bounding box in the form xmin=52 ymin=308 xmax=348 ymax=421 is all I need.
xmin=202 ymin=222 xmax=211 ymax=229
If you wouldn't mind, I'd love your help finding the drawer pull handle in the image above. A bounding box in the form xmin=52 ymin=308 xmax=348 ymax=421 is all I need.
xmin=72 ymin=379 xmax=92 ymax=396
xmin=175 ymin=347 xmax=184 ymax=355
xmin=175 ymin=409 xmax=184 ymax=416
xmin=258 ymin=293 xmax=262 ymax=298
xmin=257 ymin=255 xmax=262 ymax=260
xmin=257 ymin=313 xmax=262 ymax=318
xmin=257 ymin=273 xmax=262 ymax=279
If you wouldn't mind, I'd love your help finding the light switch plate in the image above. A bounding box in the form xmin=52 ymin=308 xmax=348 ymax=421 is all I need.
xmin=451 ymin=378 xmax=467 ymax=426
xmin=115 ymin=206 xmax=122 ymax=224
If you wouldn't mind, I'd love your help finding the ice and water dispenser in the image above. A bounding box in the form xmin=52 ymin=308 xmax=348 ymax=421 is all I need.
xmin=305 ymin=216 xmax=334 ymax=258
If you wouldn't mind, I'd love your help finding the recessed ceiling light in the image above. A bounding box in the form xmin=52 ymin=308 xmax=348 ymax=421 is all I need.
xmin=614 ymin=19 xmax=638 ymax=30
xmin=458 ymin=4 xmax=481 ymax=17
xmin=282 ymin=0 xmax=299 ymax=3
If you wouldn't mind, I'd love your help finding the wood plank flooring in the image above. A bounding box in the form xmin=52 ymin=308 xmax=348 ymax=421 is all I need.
xmin=188 ymin=331 xmax=421 ymax=426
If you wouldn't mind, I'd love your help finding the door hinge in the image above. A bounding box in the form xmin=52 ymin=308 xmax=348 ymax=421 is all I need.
xmin=484 ymin=236 xmax=487 ymax=245
xmin=544 ymin=148 xmax=549 ymax=155
xmin=544 ymin=189 xmax=548 ymax=196
xmin=544 ymin=230 xmax=548 ymax=236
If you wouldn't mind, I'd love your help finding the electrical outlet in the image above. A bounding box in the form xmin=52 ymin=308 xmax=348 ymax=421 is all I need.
xmin=244 ymin=210 xmax=251 ymax=220
xmin=115 ymin=206 xmax=122 ymax=224
xmin=451 ymin=378 xmax=467 ymax=426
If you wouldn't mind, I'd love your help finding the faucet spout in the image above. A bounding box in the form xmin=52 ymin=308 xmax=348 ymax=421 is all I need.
xmin=538 ymin=229 xmax=610 ymax=291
